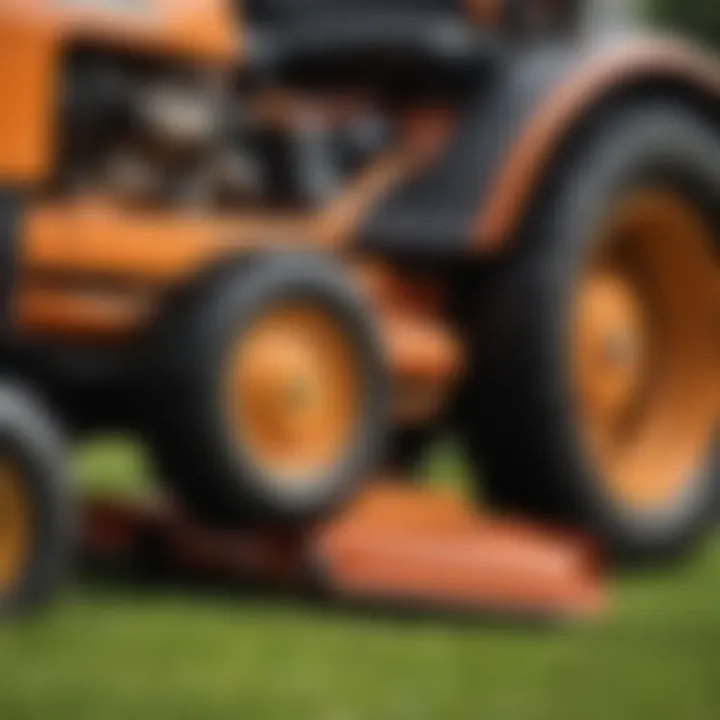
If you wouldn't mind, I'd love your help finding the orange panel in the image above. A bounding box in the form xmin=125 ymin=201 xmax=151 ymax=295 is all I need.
xmin=15 ymin=285 xmax=153 ymax=341
xmin=313 ymin=483 xmax=604 ymax=617
xmin=0 ymin=19 xmax=58 ymax=183
xmin=22 ymin=201 xmax=314 ymax=284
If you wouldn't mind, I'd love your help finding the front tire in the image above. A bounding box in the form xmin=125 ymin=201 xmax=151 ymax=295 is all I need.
xmin=146 ymin=253 xmax=387 ymax=525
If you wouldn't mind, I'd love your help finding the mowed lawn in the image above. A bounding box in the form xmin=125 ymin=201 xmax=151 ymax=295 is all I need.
xmin=1 ymin=438 xmax=719 ymax=720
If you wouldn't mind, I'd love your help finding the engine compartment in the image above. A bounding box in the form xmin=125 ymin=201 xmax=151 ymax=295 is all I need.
xmin=55 ymin=46 xmax=440 ymax=213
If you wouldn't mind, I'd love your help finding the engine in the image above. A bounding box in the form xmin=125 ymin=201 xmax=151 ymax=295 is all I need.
xmin=56 ymin=48 xmax=393 ymax=212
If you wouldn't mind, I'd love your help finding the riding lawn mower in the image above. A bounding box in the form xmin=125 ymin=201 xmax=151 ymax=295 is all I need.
xmin=0 ymin=0 xmax=717 ymax=617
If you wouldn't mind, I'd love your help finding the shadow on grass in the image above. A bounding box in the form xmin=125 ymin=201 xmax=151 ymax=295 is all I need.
xmin=77 ymin=547 xmax=585 ymax=634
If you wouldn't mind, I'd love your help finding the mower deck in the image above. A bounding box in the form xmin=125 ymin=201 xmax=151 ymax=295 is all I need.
xmin=81 ymin=482 xmax=604 ymax=621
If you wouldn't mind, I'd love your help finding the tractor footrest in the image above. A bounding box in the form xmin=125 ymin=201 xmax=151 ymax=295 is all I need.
xmin=81 ymin=483 xmax=605 ymax=621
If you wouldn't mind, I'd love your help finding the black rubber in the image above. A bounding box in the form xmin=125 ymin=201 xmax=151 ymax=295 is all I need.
xmin=460 ymin=100 xmax=720 ymax=563
xmin=0 ymin=383 xmax=72 ymax=619
xmin=145 ymin=252 xmax=388 ymax=525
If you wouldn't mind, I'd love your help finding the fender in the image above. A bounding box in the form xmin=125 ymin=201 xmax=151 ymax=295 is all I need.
xmin=474 ymin=36 xmax=720 ymax=251
xmin=359 ymin=35 xmax=720 ymax=257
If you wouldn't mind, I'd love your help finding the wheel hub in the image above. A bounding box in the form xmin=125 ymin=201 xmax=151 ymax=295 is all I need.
xmin=575 ymin=270 xmax=647 ymax=435
xmin=230 ymin=304 xmax=361 ymax=484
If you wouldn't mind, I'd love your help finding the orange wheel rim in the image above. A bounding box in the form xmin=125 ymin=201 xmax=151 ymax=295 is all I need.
xmin=0 ymin=461 xmax=29 ymax=592
xmin=573 ymin=189 xmax=718 ymax=510
xmin=229 ymin=303 xmax=361 ymax=485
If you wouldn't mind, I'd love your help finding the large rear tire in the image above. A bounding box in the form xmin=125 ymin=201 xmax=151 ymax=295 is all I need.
xmin=462 ymin=101 xmax=719 ymax=563
xmin=146 ymin=253 xmax=387 ymax=525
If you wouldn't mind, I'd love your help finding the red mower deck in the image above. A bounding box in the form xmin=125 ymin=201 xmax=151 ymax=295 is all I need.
xmin=81 ymin=482 xmax=605 ymax=621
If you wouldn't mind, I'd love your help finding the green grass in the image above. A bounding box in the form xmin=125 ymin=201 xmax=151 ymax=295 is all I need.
xmin=1 ymin=438 xmax=719 ymax=720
